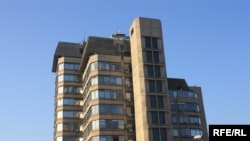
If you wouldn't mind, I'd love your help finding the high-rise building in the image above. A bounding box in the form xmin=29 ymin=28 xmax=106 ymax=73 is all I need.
xmin=52 ymin=17 xmax=208 ymax=141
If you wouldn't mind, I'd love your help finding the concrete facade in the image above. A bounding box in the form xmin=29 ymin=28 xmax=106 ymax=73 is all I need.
xmin=52 ymin=17 xmax=208 ymax=141
xmin=130 ymin=17 xmax=172 ymax=141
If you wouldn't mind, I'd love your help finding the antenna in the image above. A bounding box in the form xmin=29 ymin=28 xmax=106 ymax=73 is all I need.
xmin=116 ymin=26 xmax=120 ymax=34
xmin=83 ymin=31 xmax=86 ymax=42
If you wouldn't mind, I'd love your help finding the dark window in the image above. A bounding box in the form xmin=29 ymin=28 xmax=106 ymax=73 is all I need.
xmin=146 ymin=51 xmax=153 ymax=62
xmin=63 ymin=136 xmax=78 ymax=141
xmin=149 ymin=80 xmax=155 ymax=92
xmin=160 ymin=128 xmax=167 ymax=141
xmin=79 ymin=48 xmax=83 ymax=54
xmin=172 ymin=115 xmax=177 ymax=123
xmin=150 ymin=96 xmax=157 ymax=108
xmin=170 ymin=102 xmax=176 ymax=111
xmin=112 ymin=120 xmax=119 ymax=128
xmin=145 ymin=37 xmax=151 ymax=48
xmin=157 ymin=96 xmax=164 ymax=108
xmin=153 ymin=51 xmax=160 ymax=63
xmin=181 ymin=129 xmax=191 ymax=137
xmin=98 ymin=76 xmax=104 ymax=84
xmin=159 ymin=112 xmax=165 ymax=124
xmin=152 ymin=128 xmax=160 ymax=141
xmin=154 ymin=66 xmax=161 ymax=77
xmin=152 ymin=111 xmax=158 ymax=124
xmin=180 ymin=116 xmax=188 ymax=124
xmin=156 ymin=80 xmax=162 ymax=93
xmin=186 ymin=103 xmax=199 ymax=112
xmin=178 ymin=103 xmax=185 ymax=111
xmin=119 ymin=45 xmax=125 ymax=53
xmin=113 ymin=136 xmax=119 ymax=141
xmin=104 ymin=76 xmax=110 ymax=84
xmin=152 ymin=38 xmax=158 ymax=49
xmin=147 ymin=65 xmax=154 ymax=77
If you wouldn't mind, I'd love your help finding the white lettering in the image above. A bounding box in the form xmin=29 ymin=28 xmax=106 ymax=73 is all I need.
xmin=220 ymin=129 xmax=225 ymax=136
xmin=213 ymin=129 xmax=220 ymax=136
xmin=241 ymin=129 xmax=247 ymax=136
xmin=226 ymin=129 xmax=232 ymax=136
xmin=213 ymin=128 xmax=247 ymax=137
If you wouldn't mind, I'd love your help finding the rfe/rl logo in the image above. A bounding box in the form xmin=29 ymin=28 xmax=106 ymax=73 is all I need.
xmin=213 ymin=129 xmax=247 ymax=136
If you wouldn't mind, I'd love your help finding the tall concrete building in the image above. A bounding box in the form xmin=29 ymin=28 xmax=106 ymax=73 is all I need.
xmin=52 ymin=17 xmax=208 ymax=141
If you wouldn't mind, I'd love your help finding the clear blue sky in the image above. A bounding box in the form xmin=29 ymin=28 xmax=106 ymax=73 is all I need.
xmin=0 ymin=0 xmax=249 ymax=140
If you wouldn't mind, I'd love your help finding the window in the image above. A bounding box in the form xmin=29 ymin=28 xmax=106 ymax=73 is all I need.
xmin=145 ymin=37 xmax=158 ymax=49
xmin=159 ymin=112 xmax=165 ymax=124
xmin=90 ymin=62 xmax=121 ymax=71
xmin=119 ymin=44 xmax=125 ymax=53
xmin=91 ymin=104 xmax=123 ymax=114
xmin=57 ymin=111 xmax=79 ymax=118
xmin=64 ymin=63 xmax=79 ymax=70
xmin=62 ymin=86 xmax=80 ymax=94
xmin=160 ymin=128 xmax=167 ymax=141
xmin=63 ymin=111 xmax=76 ymax=118
xmin=99 ymin=120 xmax=106 ymax=129
xmin=147 ymin=65 xmax=161 ymax=78
xmin=169 ymin=90 xmax=198 ymax=98
xmin=150 ymin=96 xmax=157 ymax=108
xmin=157 ymin=96 xmax=164 ymax=108
xmin=112 ymin=105 xmax=123 ymax=114
xmin=186 ymin=103 xmax=199 ymax=112
xmin=64 ymin=123 xmax=79 ymax=131
xmin=172 ymin=128 xmax=179 ymax=137
xmin=152 ymin=38 xmax=158 ymax=49
xmin=178 ymin=103 xmax=185 ymax=111
xmin=116 ymin=91 xmax=123 ymax=100
xmin=189 ymin=116 xmax=201 ymax=125
xmin=153 ymin=51 xmax=160 ymax=63
xmin=57 ymin=74 xmax=79 ymax=82
xmin=171 ymin=115 xmax=177 ymax=124
xmin=151 ymin=111 xmax=158 ymax=124
xmin=152 ymin=128 xmax=160 ymax=141
xmin=179 ymin=116 xmax=189 ymax=124
xmin=181 ymin=128 xmax=203 ymax=137
xmin=91 ymin=76 xmax=122 ymax=85
xmin=190 ymin=129 xmax=202 ymax=137
xmin=154 ymin=66 xmax=161 ymax=77
xmin=57 ymin=98 xmax=77 ymax=106
xmin=91 ymin=136 xmax=125 ymax=141
xmin=149 ymin=80 xmax=155 ymax=92
xmin=64 ymin=99 xmax=76 ymax=105
xmin=92 ymin=120 xmax=124 ymax=130
xmin=156 ymin=80 xmax=162 ymax=93
xmin=104 ymin=76 xmax=110 ymax=83
xmin=170 ymin=102 xmax=176 ymax=111
xmin=178 ymin=102 xmax=199 ymax=112
xmin=58 ymin=63 xmax=79 ymax=71
xmin=62 ymin=136 xmax=78 ymax=141
xmin=145 ymin=37 xmax=151 ymax=48
xmin=147 ymin=65 xmax=154 ymax=77
xmin=146 ymin=51 xmax=153 ymax=62
xmin=181 ymin=129 xmax=191 ymax=137
xmin=116 ymin=77 xmax=122 ymax=84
